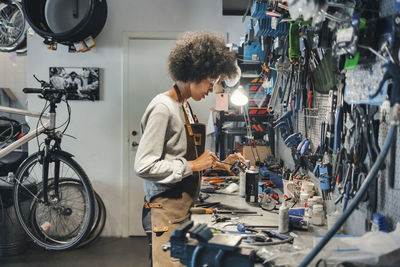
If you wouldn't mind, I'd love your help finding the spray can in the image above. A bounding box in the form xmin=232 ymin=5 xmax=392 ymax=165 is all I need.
xmin=245 ymin=166 xmax=259 ymax=204
xmin=279 ymin=200 xmax=289 ymax=233
xmin=239 ymin=160 xmax=251 ymax=198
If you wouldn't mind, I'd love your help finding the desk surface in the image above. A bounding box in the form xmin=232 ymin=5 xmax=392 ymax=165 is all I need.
xmin=191 ymin=180 xmax=329 ymax=266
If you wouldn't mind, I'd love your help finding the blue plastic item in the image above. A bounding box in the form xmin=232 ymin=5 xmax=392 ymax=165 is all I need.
xmin=244 ymin=41 xmax=265 ymax=63
xmin=319 ymin=175 xmax=331 ymax=190
xmin=289 ymin=215 xmax=308 ymax=229
xmin=372 ymin=213 xmax=389 ymax=232
xmin=289 ymin=207 xmax=305 ymax=217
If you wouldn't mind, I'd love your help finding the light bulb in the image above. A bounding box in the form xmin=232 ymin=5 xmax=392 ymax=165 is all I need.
xmin=231 ymin=85 xmax=248 ymax=106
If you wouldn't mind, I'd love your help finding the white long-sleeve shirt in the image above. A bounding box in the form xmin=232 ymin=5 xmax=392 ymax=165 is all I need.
xmin=134 ymin=94 xmax=193 ymax=200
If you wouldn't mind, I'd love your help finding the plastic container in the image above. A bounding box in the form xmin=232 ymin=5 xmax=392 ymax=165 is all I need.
xmin=300 ymin=192 xmax=309 ymax=207
xmin=278 ymin=201 xmax=289 ymax=233
xmin=313 ymin=196 xmax=323 ymax=204
xmin=301 ymin=181 xmax=314 ymax=196
xmin=312 ymin=204 xmax=325 ymax=226
xmin=327 ymin=211 xmax=343 ymax=233
xmin=289 ymin=207 xmax=306 ymax=217
xmin=307 ymin=197 xmax=317 ymax=210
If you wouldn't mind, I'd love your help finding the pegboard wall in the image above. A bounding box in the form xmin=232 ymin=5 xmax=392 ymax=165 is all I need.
xmin=297 ymin=92 xmax=330 ymax=153
xmin=275 ymin=79 xmax=400 ymax=233
xmin=376 ymin=119 xmax=400 ymax=230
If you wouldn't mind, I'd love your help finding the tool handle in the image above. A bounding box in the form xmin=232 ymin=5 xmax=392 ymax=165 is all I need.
xmin=342 ymin=181 xmax=351 ymax=212
xmin=307 ymin=91 xmax=313 ymax=109
xmin=269 ymin=230 xmax=289 ymax=240
xmin=333 ymin=106 xmax=343 ymax=155
xmin=190 ymin=207 xmax=213 ymax=214
xmin=289 ymin=22 xmax=300 ymax=59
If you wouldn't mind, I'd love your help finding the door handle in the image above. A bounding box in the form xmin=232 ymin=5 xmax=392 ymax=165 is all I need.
xmin=132 ymin=141 xmax=139 ymax=147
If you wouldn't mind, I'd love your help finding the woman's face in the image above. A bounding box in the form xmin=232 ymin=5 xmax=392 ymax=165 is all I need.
xmin=190 ymin=77 xmax=219 ymax=101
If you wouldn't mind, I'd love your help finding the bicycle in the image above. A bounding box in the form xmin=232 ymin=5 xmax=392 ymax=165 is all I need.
xmin=0 ymin=77 xmax=96 ymax=250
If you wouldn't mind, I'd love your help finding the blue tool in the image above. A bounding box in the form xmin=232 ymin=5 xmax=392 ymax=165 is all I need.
xmin=342 ymin=180 xmax=351 ymax=211
xmin=297 ymin=138 xmax=310 ymax=156
xmin=169 ymin=221 xmax=254 ymax=267
xmin=284 ymin=132 xmax=302 ymax=147
xmin=236 ymin=222 xmax=278 ymax=233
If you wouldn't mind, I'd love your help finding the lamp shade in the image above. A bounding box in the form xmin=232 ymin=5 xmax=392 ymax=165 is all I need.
xmin=231 ymin=85 xmax=248 ymax=106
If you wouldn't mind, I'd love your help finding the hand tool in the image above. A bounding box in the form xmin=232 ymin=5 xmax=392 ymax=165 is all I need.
xmin=268 ymin=69 xmax=283 ymax=111
xmin=211 ymin=214 xmax=235 ymax=224
xmin=190 ymin=207 xmax=214 ymax=214
xmin=289 ymin=21 xmax=300 ymax=65
xmin=325 ymin=90 xmax=337 ymax=154
xmin=334 ymin=162 xmax=352 ymax=205
xmin=215 ymin=209 xmax=261 ymax=215
xmin=216 ymin=160 xmax=247 ymax=175
xmin=319 ymin=121 xmax=326 ymax=155
xmin=284 ymin=132 xmax=302 ymax=147
xmin=237 ymin=222 xmax=278 ymax=233
xmin=241 ymin=230 xmax=294 ymax=246
xmin=203 ymin=178 xmax=227 ymax=184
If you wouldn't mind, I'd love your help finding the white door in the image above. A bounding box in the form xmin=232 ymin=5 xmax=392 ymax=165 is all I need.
xmin=123 ymin=33 xmax=180 ymax=236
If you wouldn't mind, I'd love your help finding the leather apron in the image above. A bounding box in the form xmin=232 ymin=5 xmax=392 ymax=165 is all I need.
xmin=149 ymin=85 xmax=205 ymax=267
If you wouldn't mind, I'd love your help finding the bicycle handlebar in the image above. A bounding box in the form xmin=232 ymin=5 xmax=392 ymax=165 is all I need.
xmin=23 ymin=88 xmax=45 ymax=94
xmin=23 ymin=88 xmax=94 ymax=100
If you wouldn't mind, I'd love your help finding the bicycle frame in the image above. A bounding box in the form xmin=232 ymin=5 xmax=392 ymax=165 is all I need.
xmin=0 ymin=105 xmax=55 ymax=159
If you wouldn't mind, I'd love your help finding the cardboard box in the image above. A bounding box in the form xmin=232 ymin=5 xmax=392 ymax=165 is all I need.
xmin=243 ymin=145 xmax=271 ymax=166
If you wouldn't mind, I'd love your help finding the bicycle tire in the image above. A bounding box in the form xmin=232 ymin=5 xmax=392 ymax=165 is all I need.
xmin=78 ymin=190 xmax=106 ymax=248
xmin=27 ymin=177 xmax=106 ymax=248
xmin=0 ymin=1 xmax=27 ymax=52
xmin=13 ymin=151 xmax=95 ymax=250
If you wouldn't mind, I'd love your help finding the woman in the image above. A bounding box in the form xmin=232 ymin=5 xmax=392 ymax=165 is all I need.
xmin=134 ymin=32 xmax=244 ymax=267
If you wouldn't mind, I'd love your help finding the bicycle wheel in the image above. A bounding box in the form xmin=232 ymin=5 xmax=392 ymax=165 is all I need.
xmin=78 ymin=190 xmax=106 ymax=248
xmin=27 ymin=177 xmax=106 ymax=248
xmin=0 ymin=1 xmax=26 ymax=52
xmin=13 ymin=152 xmax=95 ymax=250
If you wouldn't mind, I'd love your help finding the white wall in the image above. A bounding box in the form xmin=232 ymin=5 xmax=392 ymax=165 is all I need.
xmin=0 ymin=53 xmax=27 ymax=105
xmin=26 ymin=0 xmax=246 ymax=236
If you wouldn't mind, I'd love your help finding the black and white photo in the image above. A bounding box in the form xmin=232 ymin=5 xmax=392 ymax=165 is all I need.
xmin=49 ymin=67 xmax=100 ymax=100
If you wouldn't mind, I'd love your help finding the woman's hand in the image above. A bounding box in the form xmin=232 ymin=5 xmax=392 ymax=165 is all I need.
xmin=213 ymin=153 xmax=246 ymax=173
xmin=188 ymin=150 xmax=218 ymax=172
xmin=223 ymin=153 xmax=246 ymax=165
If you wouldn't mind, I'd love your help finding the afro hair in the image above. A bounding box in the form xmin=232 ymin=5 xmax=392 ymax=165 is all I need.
xmin=168 ymin=32 xmax=238 ymax=83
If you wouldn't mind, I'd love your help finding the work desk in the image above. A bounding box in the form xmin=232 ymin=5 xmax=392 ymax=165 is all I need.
xmin=189 ymin=178 xmax=330 ymax=266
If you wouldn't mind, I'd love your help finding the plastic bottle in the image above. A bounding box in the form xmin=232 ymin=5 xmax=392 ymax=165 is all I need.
xmin=300 ymin=192 xmax=309 ymax=207
xmin=279 ymin=200 xmax=289 ymax=233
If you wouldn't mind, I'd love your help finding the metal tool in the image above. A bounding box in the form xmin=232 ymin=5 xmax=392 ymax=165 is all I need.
xmin=237 ymin=222 xmax=278 ymax=233
xmin=217 ymin=160 xmax=247 ymax=175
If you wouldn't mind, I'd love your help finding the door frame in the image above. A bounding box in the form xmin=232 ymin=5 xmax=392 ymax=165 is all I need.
xmin=121 ymin=32 xmax=181 ymax=236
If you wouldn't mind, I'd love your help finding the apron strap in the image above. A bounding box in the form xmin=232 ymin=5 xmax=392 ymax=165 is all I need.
xmin=173 ymin=84 xmax=194 ymax=136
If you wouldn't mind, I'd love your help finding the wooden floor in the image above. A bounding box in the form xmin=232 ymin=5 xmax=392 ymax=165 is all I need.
xmin=0 ymin=237 xmax=150 ymax=267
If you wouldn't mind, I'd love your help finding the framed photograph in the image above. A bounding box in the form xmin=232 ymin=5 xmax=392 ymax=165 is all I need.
xmin=49 ymin=67 xmax=100 ymax=100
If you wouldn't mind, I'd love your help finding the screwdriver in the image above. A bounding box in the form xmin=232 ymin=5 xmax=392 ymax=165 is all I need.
xmin=190 ymin=207 xmax=213 ymax=214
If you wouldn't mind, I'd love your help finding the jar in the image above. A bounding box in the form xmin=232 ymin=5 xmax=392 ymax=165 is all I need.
xmin=312 ymin=204 xmax=325 ymax=226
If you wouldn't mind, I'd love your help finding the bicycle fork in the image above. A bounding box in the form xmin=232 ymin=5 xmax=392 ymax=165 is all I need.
xmin=42 ymin=138 xmax=60 ymax=203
